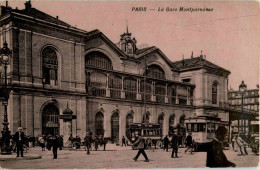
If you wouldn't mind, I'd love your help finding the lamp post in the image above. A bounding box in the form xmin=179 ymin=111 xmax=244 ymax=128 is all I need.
xmin=0 ymin=41 xmax=12 ymax=155
xmin=239 ymin=80 xmax=247 ymax=138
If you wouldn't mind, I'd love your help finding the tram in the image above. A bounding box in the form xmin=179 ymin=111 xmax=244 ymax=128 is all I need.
xmin=185 ymin=116 xmax=229 ymax=151
xmin=125 ymin=123 xmax=163 ymax=149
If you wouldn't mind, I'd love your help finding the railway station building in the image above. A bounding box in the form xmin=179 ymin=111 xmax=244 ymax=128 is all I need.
xmin=0 ymin=2 xmax=230 ymax=144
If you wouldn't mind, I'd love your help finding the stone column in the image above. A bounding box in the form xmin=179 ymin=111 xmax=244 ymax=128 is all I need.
xmin=121 ymin=77 xmax=125 ymax=99
xmin=106 ymin=74 xmax=110 ymax=97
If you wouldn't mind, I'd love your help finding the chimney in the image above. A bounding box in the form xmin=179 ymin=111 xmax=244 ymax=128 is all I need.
xmin=25 ymin=0 xmax=32 ymax=10
xmin=200 ymin=50 xmax=203 ymax=58
xmin=191 ymin=51 xmax=193 ymax=59
xmin=257 ymin=84 xmax=259 ymax=89
xmin=56 ymin=16 xmax=59 ymax=20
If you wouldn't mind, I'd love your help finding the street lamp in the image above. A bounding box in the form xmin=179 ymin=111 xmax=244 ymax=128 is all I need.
xmin=239 ymin=80 xmax=247 ymax=138
xmin=0 ymin=41 xmax=12 ymax=155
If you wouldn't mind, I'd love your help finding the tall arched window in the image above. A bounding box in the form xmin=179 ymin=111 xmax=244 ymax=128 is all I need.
xmin=158 ymin=114 xmax=164 ymax=135
xmin=111 ymin=112 xmax=119 ymax=142
xmin=89 ymin=72 xmax=107 ymax=96
xmin=155 ymin=82 xmax=166 ymax=103
xmin=124 ymin=77 xmax=137 ymax=100
xmin=95 ymin=112 xmax=104 ymax=136
xmin=140 ymin=80 xmax=152 ymax=102
xmin=179 ymin=115 xmax=185 ymax=127
xmin=109 ymin=74 xmax=122 ymax=98
xmin=42 ymin=48 xmax=58 ymax=85
xmin=42 ymin=103 xmax=59 ymax=136
xmin=126 ymin=114 xmax=133 ymax=130
xmin=169 ymin=114 xmax=175 ymax=135
xmin=85 ymin=52 xmax=113 ymax=70
xmin=143 ymin=112 xmax=150 ymax=123
xmin=145 ymin=64 xmax=165 ymax=79
xmin=212 ymin=82 xmax=218 ymax=104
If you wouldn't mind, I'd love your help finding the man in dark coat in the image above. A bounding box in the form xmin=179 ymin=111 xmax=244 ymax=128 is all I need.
xmin=122 ymin=136 xmax=126 ymax=147
xmin=51 ymin=136 xmax=59 ymax=159
xmin=171 ymin=132 xmax=178 ymax=158
xmin=84 ymin=132 xmax=93 ymax=155
xmin=14 ymin=127 xmax=25 ymax=157
xmin=206 ymin=126 xmax=236 ymax=168
xmin=185 ymin=132 xmax=193 ymax=154
xmin=163 ymin=135 xmax=169 ymax=152
xmin=132 ymin=135 xmax=149 ymax=162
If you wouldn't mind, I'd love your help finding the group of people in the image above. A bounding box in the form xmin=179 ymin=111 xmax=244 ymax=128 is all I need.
xmin=38 ymin=134 xmax=64 ymax=152
xmin=131 ymin=126 xmax=236 ymax=168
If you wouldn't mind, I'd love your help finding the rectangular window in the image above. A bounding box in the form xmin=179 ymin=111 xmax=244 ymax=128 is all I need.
xmin=182 ymin=78 xmax=191 ymax=83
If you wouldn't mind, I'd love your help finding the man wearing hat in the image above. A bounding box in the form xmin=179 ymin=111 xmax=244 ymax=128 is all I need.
xmin=206 ymin=126 xmax=236 ymax=167
xmin=171 ymin=130 xmax=179 ymax=158
xmin=14 ymin=127 xmax=25 ymax=157
xmin=185 ymin=132 xmax=193 ymax=154
xmin=132 ymin=134 xmax=149 ymax=162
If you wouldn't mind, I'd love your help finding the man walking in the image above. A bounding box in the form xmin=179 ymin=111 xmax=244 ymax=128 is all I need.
xmin=84 ymin=132 xmax=92 ymax=155
xmin=122 ymin=136 xmax=126 ymax=146
xmin=206 ymin=126 xmax=236 ymax=167
xmin=235 ymin=134 xmax=248 ymax=156
xmin=185 ymin=132 xmax=193 ymax=154
xmin=14 ymin=127 xmax=25 ymax=157
xmin=163 ymin=135 xmax=169 ymax=152
xmin=171 ymin=131 xmax=178 ymax=158
xmin=132 ymin=135 xmax=149 ymax=162
xmin=51 ymin=135 xmax=59 ymax=159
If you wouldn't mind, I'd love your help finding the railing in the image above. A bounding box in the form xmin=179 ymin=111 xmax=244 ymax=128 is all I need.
xmin=125 ymin=91 xmax=137 ymax=100
xmin=91 ymin=88 xmax=106 ymax=97
xmin=110 ymin=89 xmax=121 ymax=99
xmin=141 ymin=93 xmax=151 ymax=102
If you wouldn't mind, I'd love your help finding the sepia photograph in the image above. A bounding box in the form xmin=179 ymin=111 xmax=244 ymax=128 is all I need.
xmin=0 ymin=0 xmax=259 ymax=169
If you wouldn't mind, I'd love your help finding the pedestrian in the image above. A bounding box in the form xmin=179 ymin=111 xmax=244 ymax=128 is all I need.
xmin=103 ymin=137 xmax=108 ymax=151
xmin=51 ymin=135 xmax=59 ymax=159
xmin=235 ymin=134 xmax=248 ymax=156
xmin=163 ymin=135 xmax=169 ymax=152
xmin=171 ymin=132 xmax=178 ymax=158
xmin=122 ymin=135 xmax=126 ymax=146
xmin=231 ymin=136 xmax=236 ymax=150
xmin=46 ymin=134 xmax=52 ymax=150
xmin=59 ymin=135 xmax=63 ymax=150
xmin=185 ymin=132 xmax=193 ymax=154
xmin=206 ymin=126 xmax=236 ymax=167
xmin=132 ymin=135 xmax=149 ymax=162
xmin=94 ymin=135 xmax=99 ymax=151
xmin=39 ymin=135 xmax=46 ymax=151
xmin=14 ymin=127 xmax=25 ymax=157
xmin=84 ymin=132 xmax=92 ymax=155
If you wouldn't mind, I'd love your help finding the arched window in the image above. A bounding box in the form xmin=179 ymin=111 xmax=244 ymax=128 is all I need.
xmin=169 ymin=115 xmax=175 ymax=127
xmin=124 ymin=77 xmax=137 ymax=100
xmin=145 ymin=64 xmax=165 ymax=80
xmin=143 ymin=112 xmax=150 ymax=123
xmin=212 ymin=82 xmax=218 ymax=104
xmin=109 ymin=74 xmax=122 ymax=98
xmin=158 ymin=114 xmax=164 ymax=135
xmin=95 ymin=112 xmax=104 ymax=136
xmin=86 ymin=52 xmax=113 ymax=70
xmin=179 ymin=115 xmax=185 ymax=127
xmin=111 ymin=112 xmax=119 ymax=142
xmin=89 ymin=72 xmax=107 ymax=96
xmin=140 ymin=80 xmax=152 ymax=102
xmin=42 ymin=48 xmax=58 ymax=85
xmin=126 ymin=114 xmax=133 ymax=130
xmin=170 ymin=86 xmax=177 ymax=104
xmin=155 ymin=82 xmax=166 ymax=103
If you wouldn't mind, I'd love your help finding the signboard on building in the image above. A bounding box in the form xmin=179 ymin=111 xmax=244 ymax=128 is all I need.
xmin=46 ymin=121 xmax=59 ymax=127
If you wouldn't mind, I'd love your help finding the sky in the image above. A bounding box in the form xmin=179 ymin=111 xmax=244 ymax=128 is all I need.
xmin=4 ymin=0 xmax=260 ymax=90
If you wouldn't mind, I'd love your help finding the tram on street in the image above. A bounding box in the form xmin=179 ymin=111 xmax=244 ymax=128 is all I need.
xmin=125 ymin=123 xmax=163 ymax=149
xmin=185 ymin=115 xmax=229 ymax=151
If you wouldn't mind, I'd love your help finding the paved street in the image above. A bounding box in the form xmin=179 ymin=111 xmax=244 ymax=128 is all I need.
xmin=0 ymin=144 xmax=259 ymax=169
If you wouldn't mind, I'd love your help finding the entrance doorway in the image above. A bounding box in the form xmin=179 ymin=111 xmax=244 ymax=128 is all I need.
xmin=42 ymin=104 xmax=60 ymax=136
xmin=111 ymin=112 xmax=119 ymax=143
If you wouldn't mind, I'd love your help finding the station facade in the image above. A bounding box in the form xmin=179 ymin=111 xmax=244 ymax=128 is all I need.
xmin=0 ymin=2 xmax=230 ymax=143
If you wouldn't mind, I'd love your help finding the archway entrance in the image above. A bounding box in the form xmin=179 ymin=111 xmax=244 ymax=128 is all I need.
xmin=111 ymin=112 xmax=119 ymax=143
xmin=42 ymin=104 xmax=60 ymax=136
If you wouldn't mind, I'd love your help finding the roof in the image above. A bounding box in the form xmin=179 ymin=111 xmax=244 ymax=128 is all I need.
xmin=135 ymin=46 xmax=155 ymax=55
xmin=173 ymin=56 xmax=230 ymax=74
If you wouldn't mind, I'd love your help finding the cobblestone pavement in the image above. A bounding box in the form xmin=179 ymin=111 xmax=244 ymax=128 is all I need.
xmin=0 ymin=144 xmax=259 ymax=169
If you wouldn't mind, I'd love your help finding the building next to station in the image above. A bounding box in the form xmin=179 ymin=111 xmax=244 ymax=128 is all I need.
xmin=228 ymin=83 xmax=259 ymax=138
xmin=0 ymin=2 xmax=231 ymax=144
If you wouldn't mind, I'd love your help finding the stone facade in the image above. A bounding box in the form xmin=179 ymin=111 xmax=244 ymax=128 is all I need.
xmin=0 ymin=3 xmax=231 ymax=144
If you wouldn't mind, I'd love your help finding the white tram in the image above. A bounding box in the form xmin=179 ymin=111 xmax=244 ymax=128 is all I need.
xmin=185 ymin=116 xmax=229 ymax=151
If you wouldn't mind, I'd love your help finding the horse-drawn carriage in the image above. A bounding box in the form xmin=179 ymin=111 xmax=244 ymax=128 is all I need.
xmin=125 ymin=123 xmax=163 ymax=149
